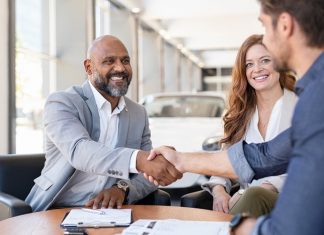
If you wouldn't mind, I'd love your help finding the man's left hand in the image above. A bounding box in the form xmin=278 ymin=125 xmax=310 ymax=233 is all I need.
xmin=85 ymin=187 xmax=126 ymax=209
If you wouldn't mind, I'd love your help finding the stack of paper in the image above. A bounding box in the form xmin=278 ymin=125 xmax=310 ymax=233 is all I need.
xmin=61 ymin=208 xmax=132 ymax=228
xmin=121 ymin=219 xmax=230 ymax=235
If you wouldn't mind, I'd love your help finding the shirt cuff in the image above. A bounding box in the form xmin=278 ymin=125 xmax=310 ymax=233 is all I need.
xmin=129 ymin=150 xmax=139 ymax=173
xmin=250 ymin=216 xmax=266 ymax=235
xmin=227 ymin=141 xmax=255 ymax=183
xmin=201 ymin=177 xmax=232 ymax=194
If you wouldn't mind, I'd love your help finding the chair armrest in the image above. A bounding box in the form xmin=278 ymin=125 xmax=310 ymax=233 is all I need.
xmin=0 ymin=192 xmax=32 ymax=220
xmin=135 ymin=189 xmax=171 ymax=206
xmin=180 ymin=190 xmax=213 ymax=210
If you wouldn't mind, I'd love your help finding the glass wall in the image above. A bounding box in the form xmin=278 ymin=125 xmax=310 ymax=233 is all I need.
xmin=13 ymin=0 xmax=92 ymax=153
xmin=10 ymin=0 xmax=203 ymax=153
xmin=15 ymin=0 xmax=52 ymax=153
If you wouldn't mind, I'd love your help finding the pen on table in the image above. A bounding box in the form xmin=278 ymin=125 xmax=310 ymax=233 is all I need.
xmin=77 ymin=222 xmax=116 ymax=228
xmin=64 ymin=228 xmax=88 ymax=235
xmin=81 ymin=208 xmax=105 ymax=215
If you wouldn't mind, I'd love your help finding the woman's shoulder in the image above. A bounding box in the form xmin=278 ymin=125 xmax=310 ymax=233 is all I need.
xmin=283 ymin=88 xmax=298 ymax=105
xmin=283 ymin=88 xmax=297 ymax=98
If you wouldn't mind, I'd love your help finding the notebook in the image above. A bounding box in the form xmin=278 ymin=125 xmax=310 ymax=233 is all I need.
xmin=61 ymin=208 xmax=132 ymax=228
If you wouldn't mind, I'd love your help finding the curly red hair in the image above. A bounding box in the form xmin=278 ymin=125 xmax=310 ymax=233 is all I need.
xmin=220 ymin=34 xmax=295 ymax=146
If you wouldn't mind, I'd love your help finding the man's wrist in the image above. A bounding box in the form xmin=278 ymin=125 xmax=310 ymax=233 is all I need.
xmin=212 ymin=185 xmax=226 ymax=196
xmin=176 ymin=152 xmax=185 ymax=172
xmin=229 ymin=213 xmax=255 ymax=235
xmin=135 ymin=150 xmax=149 ymax=172
xmin=112 ymin=180 xmax=130 ymax=203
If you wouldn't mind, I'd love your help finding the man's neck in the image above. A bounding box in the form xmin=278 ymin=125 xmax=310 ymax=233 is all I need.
xmin=292 ymin=47 xmax=323 ymax=79
xmin=105 ymin=95 xmax=120 ymax=111
xmin=97 ymin=89 xmax=120 ymax=111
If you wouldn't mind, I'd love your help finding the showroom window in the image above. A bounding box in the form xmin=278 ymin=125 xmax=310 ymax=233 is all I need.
xmin=14 ymin=0 xmax=53 ymax=153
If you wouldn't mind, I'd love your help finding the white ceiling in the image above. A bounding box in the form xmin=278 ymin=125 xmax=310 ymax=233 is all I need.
xmin=116 ymin=0 xmax=265 ymax=68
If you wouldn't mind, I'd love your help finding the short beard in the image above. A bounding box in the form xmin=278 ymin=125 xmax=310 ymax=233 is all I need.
xmin=273 ymin=58 xmax=291 ymax=74
xmin=93 ymin=71 xmax=129 ymax=97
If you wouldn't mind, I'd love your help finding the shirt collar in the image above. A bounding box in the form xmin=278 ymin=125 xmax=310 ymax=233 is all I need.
xmin=295 ymin=52 xmax=324 ymax=96
xmin=88 ymin=81 xmax=126 ymax=113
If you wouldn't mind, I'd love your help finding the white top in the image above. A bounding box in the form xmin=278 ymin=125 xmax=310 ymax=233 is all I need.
xmin=202 ymin=89 xmax=297 ymax=194
xmin=55 ymin=81 xmax=137 ymax=206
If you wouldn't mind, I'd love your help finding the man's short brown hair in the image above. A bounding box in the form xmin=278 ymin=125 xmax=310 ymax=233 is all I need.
xmin=258 ymin=0 xmax=324 ymax=47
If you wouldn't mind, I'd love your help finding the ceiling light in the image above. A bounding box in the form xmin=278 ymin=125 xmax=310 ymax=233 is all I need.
xmin=131 ymin=7 xmax=141 ymax=14
xmin=176 ymin=43 xmax=184 ymax=50
xmin=198 ymin=62 xmax=205 ymax=68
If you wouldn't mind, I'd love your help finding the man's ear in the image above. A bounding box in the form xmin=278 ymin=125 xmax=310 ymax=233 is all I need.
xmin=278 ymin=12 xmax=294 ymax=38
xmin=84 ymin=59 xmax=93 ymax=75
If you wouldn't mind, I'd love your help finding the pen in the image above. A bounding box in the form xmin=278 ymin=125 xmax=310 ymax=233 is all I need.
xmin=81 ymin=208 xmax=105 ymax=215
xmin=77 ymin=222 xmax=116 ymax=228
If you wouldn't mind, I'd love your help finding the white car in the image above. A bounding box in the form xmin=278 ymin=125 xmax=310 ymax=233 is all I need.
xmin=140 ymin=92 xmax=225 ymax=188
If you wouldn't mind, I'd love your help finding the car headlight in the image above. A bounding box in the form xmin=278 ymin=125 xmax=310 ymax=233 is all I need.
xmin=202 ymin=136 xmax=222 ymax=151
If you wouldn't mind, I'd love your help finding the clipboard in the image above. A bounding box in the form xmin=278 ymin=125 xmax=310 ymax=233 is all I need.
xmin=60 ymin=208 xmax=132 ymax=228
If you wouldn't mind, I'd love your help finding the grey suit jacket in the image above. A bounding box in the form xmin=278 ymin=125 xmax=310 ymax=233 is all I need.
xmin=26 ymin=81 xmax=157 ymax=211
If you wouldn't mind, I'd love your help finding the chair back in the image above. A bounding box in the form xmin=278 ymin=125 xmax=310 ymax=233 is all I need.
xmin=0 ymin=154 xmax=45 ymax=200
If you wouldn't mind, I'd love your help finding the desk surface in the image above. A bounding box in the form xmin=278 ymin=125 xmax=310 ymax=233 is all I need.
xmin=0 ymin=205 xmax=232 ymax=235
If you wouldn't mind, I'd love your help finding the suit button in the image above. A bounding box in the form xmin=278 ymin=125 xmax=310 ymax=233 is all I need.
xmin=108 ymin=170 xmax=112 ymax=174
xmin=119 ymin=172 xmax=123 ymax=176
xmin=112 ymin=170 xmax=116 ymax=175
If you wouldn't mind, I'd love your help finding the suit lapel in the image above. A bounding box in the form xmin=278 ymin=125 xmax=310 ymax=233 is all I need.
xmin=81 ymin=81 xmax=101 ymax=141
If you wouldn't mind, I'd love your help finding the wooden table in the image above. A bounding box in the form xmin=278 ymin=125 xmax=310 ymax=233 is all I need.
xmin=0 ymin=205 xmax=232 ymax=235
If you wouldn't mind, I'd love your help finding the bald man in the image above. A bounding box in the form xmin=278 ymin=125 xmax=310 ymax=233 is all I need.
xmin=26 ymin=35 xmax=182 ymax=211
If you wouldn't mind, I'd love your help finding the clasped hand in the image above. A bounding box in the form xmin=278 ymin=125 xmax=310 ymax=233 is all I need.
xmin=138 ymin=146 xmax=184 ymax=186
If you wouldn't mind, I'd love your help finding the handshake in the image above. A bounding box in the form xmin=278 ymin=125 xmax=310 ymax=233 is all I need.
xmin=136 ymin=146 xmax=184 ymax=186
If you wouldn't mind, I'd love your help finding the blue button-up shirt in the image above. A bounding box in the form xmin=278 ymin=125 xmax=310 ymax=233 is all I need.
xmin=228 ymin=52 xmax=324 ymax=235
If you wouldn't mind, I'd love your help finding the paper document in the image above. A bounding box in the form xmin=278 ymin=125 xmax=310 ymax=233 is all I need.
xmin=121 ymin=219 xmax=229 ymax=235
xmin=61 ymin=208 xmax=132 ymax=228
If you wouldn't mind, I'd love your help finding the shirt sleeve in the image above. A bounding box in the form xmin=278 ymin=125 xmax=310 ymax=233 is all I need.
xmin=256 ymin=174 xmax=287 ymax=193
xmin=227 ymin=140 xmax=255 ymax=183
xmin=250 ymin=216 xmax=267 ymax=235
xmin=129 ymin=150 xmax=139 ymax=173
xmin=201 ymin=176 xmax=232 ymax=194
xmin=227 ymin=128 xmax=291 ymax=183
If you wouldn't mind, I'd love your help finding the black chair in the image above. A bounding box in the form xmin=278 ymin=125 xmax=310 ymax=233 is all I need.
xmin=180 ymin=190 xmax=213 ymax=209
xmin=135 ymin=189 xmax=171 ymax=206
xmin=180 ymin=184 xmax=240 ymax=210
xmin=0 ymin=153 xmax=45 ymax=220
xmin=0 ymin=153 xmax=170 ymax=220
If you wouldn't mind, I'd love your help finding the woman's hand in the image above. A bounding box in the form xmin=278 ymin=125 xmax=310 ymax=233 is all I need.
xmin=212 ymin=185 xmax=231 ymax=213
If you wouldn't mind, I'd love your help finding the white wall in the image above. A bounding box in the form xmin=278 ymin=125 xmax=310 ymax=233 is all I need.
xmin=54 ymin=0 xmax=93 ymax=90
xmin=164 ymin=42 xmax=179 ymax=92
xmin=0 ymin=0 xmax=9 ymax=153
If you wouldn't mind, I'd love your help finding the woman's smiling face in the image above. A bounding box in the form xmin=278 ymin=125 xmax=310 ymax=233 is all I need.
xmin=245 ymin=44 xmax=280 ymax=92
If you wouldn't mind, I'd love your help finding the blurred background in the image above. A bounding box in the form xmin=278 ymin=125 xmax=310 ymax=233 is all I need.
xmin=0 ymin=0 xmax=263 ymax=155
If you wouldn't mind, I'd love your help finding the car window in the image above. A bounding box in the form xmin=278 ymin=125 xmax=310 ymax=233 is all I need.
xmin=143 ymin=96 xmax=225 ymax=118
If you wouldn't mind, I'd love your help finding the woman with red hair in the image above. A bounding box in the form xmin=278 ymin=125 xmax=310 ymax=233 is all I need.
xmin=201 ymin=34 xmax=297 ymax=217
